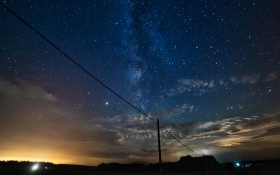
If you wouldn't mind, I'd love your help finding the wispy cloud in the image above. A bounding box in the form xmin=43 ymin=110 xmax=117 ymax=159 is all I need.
xmin=0 ymin=77 xmax=133 ymax=162
xmin=0 ymin=76 xmax=57 ymax=102
xmin=264 ymin=72 xmax=278 ymax=82
xmin=1 ymin=76 xmax=279 ymax=164
xmin=230 ymin=74 xmax=260 ymax=84
xmin=164 ymin=112 xmax=280 ymax=148
xmin=164 ymin=72 xmax=278 ymax=97
xmin=152 ymin=112 xmax=280 ymax=162
xmin=152 ymin=104 xmax=195 ymax=120
xmin=166 ymin=78 xmax=215 ymax=97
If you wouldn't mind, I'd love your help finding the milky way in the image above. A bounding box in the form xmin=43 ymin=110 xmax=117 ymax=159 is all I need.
xmin=0 ymin=0 xmax=280 ymax=165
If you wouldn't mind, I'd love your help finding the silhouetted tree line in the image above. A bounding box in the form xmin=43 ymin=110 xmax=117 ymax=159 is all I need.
xmin=0 ymin=155 xmax=220 ymax=174
xmin=0 ymin=156 xmax=280 ymax=175
xmin=0 ymin=161 xmax=96 ymax=175
xmin=2 ymin=155 xmax=279 ymax=175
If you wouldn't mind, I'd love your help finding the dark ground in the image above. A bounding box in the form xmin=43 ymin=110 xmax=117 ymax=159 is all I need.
xmin=1 ymin=157 xmax=280 ymax=175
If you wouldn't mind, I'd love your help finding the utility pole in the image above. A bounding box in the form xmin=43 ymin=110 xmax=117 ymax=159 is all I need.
xmin=157 ymin=118 xmax=162 ymax=172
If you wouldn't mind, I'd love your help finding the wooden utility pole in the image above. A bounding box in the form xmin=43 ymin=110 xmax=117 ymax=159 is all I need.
xmin=157 ymin=118 xmax=162 ymax=172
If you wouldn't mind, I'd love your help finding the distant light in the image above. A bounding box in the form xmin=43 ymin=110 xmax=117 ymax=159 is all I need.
xmin=235 ymin=162 xmax=240 ymax=167
xmin=245 ymin=163 xmax=251 ymax=168
xmin=105 ymin=102 xmax=109 ymax=105
xmin=31 ymin=163 xmax=39 ymax=171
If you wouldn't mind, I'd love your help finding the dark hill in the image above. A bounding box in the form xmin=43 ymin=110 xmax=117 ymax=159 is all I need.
xmin=97 ymin=155 xmax=220 ymax=173
xmin=0 ymin=155 xmax=220 ymax=174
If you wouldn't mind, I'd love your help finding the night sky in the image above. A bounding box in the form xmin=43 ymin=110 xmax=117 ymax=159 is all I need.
xmin=1 ymin=0 xmax=280 ymax=166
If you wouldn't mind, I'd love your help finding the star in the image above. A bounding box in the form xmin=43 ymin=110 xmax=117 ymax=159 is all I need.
xmin=0 ymin=0 xmax=279 ymax=166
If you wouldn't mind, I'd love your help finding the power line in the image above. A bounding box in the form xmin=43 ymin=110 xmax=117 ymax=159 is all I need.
xmin=0 ymin=2 xmax=201 ymax=156
xmin=0 ymin=2 xmax=156 ymax=124
xmin=162 ymin=128 xmax=201 ymax=155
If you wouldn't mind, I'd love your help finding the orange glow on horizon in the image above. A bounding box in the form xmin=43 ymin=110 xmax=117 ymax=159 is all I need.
xmin=0 ymin=150 xmax=97 ymax=166
xmin=0 ymin=149 xmax=125 ymax=166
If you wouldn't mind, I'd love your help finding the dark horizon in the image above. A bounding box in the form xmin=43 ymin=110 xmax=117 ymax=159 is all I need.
xmin=1 ymin=156 xmax=280 ymax=175
xmin=1 ymin=154 xmax=280 ymax=167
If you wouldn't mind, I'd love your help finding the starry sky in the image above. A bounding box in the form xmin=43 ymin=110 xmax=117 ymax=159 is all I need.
xmin=0 ymin=0 xmax=280 ymax=166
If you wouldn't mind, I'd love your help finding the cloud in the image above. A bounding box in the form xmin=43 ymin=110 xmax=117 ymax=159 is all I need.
xmin=164 ymin=72 xmax=278 ymax=97
xmin=230 ymin=74 xmax=261 ymax=84
xmin=141 ymin=148 xmax=158 ymax=154
xmin=141 ymin=148 xmax=168 ymax=156
xmin=149 ymin=112 xmax=280 ymax=162
xmin=166 ymin=78 xmax=215 ymax=97
xmin=89 ymin=113 xmax=157 ymax=141
xmin=0 ymin=77 xmax=134 ymax=163
xmin=251 ymin=126 xmax=280 ymax=139
xmin=85 ymin=150 xmax=131 ymax=159
xmin=122 ymin=123 xmax=157 ymax=140
xmin=162 ymin=112 xmax=280 ymax=149
xmin=152 ymin=104 xmax=195 ymax=120
xmin=1 ymin=76 xmax=279 ymax=164
xmin=230 ymin=72 xmax=279 ymax=84
xmin=67 ymin=127 xmax=126 ymax=145
xmin=264 ymin=72 xmax=278 ymax=82
xmin=0 ymin=77 xmax=56 ymax=102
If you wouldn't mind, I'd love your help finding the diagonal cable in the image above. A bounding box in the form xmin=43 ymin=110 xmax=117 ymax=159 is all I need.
xmin=0 ymin=2 xmax=201 ymax=156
